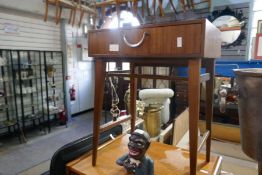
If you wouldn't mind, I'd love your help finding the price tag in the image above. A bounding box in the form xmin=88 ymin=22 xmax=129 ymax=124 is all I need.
xmin=109 ymin=44 xmax=119 ymax=52
xmin=177 ymin=37 xmax=183 ymax=47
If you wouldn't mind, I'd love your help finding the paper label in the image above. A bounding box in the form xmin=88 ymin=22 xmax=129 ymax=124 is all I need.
xmin=109 ymin=44 xmax=119 ymax=52
xmin=177 ymin=37 xmax=182 ymax=47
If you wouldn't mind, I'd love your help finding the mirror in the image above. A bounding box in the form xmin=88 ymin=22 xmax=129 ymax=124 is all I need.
xmin=208 ymin=6 xmax=247 ymax=48
xmin=213 ymin=15 xmax=241 ymax=46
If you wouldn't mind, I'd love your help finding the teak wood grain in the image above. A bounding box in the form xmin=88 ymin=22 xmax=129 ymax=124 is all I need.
xmin=188 ymin=58 xmax=201 ymax=174
xmin=67 ymin=135 xmax=222 ymax=175
xmin=88 ymin=19 xmax=221 ymax=58
xmin=88 ymin=19 xmax=221 ymax=175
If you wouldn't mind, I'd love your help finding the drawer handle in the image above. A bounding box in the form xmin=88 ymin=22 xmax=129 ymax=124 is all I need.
xmin=122 ymin=32 xmax=149 ymax=48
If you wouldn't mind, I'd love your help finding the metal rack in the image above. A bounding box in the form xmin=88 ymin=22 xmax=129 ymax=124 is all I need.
xmin=11 ymin=50 xmax=45 ymax=137
xmin=42 ymin=51 xmax=66 ymax=132
xmin=0 ymin=50 xmax=21 ymax=142
xmin=0 ymin=49 xmax=66 ymax=140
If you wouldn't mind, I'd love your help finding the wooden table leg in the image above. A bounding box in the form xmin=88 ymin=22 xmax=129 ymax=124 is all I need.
xmin=133 ymin=0 xmax=138 ymax=17
xmin=78 ymin=10 xmax=85 ymax=27
xmin=169 ymin=0 xmax=177 ymax=14
xmin=44 ymin=0 xmax=49 ymax=21
xmin=130 ymin=63 xmax=137 ymax=133
xmin=188 ymin=58 xmax=201 ymax=175
xmin=153 ymin=0 xmax=156 ymax=16
xmin=259 ymin=162 xmax=262 ymax=175
xmin=92 ymin=58 xmax=106 ymax=166
xmin=146 ymin=0 xmax=150 ymax=16
xmin=68 ymin=9 xmax=73 ymax=24
xmin=189 ymin=0 xmax=195 ymax=9
xmin=203 ymin=58 xmax=215 ymax=162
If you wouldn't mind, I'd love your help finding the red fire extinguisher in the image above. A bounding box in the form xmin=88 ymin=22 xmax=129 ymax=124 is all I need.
xmin=59 ymin=109 xmax=67 ymax=125
xmin=69 ymin=85 xmax=76 ymax=101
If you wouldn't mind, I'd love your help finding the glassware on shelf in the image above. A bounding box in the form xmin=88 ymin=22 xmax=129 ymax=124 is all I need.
xmin=109 ymin=77 xmax=120 ymax=121
xmin=0 ymin=90 xmax=4 ymax=97
xmin=47 ymin=65 xmax=56 ymax=78
xmin=0 ymin=56 xmax=7 ymax=66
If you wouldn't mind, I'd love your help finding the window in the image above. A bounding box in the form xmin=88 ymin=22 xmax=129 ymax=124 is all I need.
xmin=102 ymin=10 xmax=140 ymax=29
xmin=103 ymin=10 xmax=139 ymax=71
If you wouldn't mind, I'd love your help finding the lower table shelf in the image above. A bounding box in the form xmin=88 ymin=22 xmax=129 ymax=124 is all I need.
xmin=67 ymin=134 xmax=222 ymax=175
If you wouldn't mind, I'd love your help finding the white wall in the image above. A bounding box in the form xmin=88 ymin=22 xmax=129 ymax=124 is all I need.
xmin=64 ymin=24 xmax=95 ymax=114
xmin=0 ymin=0 xmax=70 ymax=19
xmin=0 ymin=11 xmax=61 ymax=51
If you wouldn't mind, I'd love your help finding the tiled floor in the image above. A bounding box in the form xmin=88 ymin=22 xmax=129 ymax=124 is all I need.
xmin=210 ymin=139 xmax=258 ymax=175
xmin=0 ymin=112 xmax=94 ymax=175
xmin=0 ymin=112 xmax=259 ymax=175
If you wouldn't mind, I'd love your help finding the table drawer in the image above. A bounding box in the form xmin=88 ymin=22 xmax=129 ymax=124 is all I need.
xmin=89 ymin=23 xmax=202 ymax=57
xmin=88 ymin=19 xmax=221 ymax=58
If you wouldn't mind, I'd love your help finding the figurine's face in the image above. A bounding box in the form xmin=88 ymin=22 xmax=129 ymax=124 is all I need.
xmin=128 ymin=133 xmax=150 ymax=160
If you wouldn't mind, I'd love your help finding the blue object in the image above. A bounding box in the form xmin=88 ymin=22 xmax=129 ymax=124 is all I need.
xmin=176 ymin=60 xmax=262 ymax=78
xmin=215 ymin=60 xmax=262 ymax=77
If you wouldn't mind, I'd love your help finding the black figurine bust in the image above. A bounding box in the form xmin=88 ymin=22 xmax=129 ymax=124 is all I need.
xmin=116 ymin=129 xmax=154 ymax=175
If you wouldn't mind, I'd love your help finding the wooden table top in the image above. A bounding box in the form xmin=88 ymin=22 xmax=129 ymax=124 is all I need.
xmin=67 ymin=134 xmax=222 ymax=175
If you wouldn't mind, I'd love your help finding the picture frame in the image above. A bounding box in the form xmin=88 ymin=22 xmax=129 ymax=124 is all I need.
xmin=254 ymin=33 xmax=262 ymax=59
xmin=257 ymin=20 xmax=262 ymax=34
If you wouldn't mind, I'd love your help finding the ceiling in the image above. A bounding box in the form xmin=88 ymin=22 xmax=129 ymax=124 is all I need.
xmin=0 ymin=0 xmax=45 ymax=15
xmin=0 ymin=0 xmax=72 ymax=19
xmin=0 ymin=0 xmax=172 ymax=17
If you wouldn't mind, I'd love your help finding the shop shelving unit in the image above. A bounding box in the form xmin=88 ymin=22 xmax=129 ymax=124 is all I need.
xmin=11 ymin=50 xmax=45 ymax=136
xmin=0 ymin=50 xmax=21 ymax=142
xmin=0 ymin=49 xmax=66 ymax=140
xmin=43 ymin=51 xmax=66 ymax=132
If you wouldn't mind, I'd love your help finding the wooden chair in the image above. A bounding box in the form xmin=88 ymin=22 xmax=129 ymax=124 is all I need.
xmin=76 ymin=0 xmax=97 ymax=27
xmin=44 ymin=0 xmax=77 ymax=24
xmin=44 ymin=0 xmax=96 ymax=26
xmin=147 ymin=0 xmax=177 ymax=17
xmin=151 ymin=0 xmax=165 ymax=16
xmin=179 ymin=0 xmax=211 ymax=12
xmin=95 ymin=0 xmax=144 ymax=27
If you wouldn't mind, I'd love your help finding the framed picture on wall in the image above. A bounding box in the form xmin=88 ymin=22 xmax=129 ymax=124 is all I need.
xmin=255 ymin=33 xmax=262 ymax=59
xmin=257 ymin=20 xmax=262 ymax=34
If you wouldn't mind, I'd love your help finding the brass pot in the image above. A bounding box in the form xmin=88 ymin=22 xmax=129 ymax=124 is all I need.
xmin=142 ymin=105 xmax=162 ymax=138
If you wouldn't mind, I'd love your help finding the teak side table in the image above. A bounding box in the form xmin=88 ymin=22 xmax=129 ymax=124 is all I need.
xmin=88 ymin=19 xmax=221 ymax=175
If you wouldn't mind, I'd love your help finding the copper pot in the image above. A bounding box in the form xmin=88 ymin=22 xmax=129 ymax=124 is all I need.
xmin=234 ymin=68 xmax=262 ymax=174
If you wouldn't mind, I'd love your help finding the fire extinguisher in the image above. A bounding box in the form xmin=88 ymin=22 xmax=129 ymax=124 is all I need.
xmin=59 ymin=109 xmax=67 ymax=125
xmin=69 ymin=85 xmax=76 ymax=101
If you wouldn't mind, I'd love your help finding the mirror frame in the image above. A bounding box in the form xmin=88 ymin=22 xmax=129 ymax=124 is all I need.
xmin=208 ymin=6 xmax=247 ymax=48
